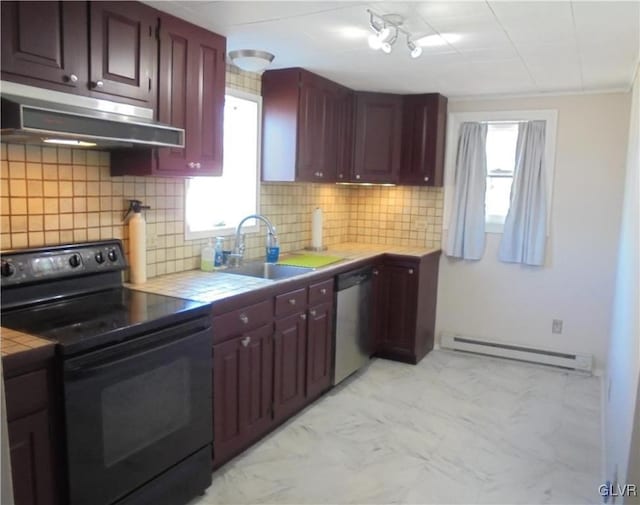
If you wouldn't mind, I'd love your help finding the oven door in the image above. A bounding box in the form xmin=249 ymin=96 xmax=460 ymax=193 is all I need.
xmin=63 ymin=316 xmax=212 ymax=505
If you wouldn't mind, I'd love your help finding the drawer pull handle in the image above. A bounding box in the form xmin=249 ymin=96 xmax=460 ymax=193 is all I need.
xmin=320 ymin=288 xmax=327 ymax=295
xmin=239 ymin=313 xmax=249 ymax=324
xmin=241 ymin=336 xmax=251 ymax=347
xmin=309 ymin=309 xmax=317 ymax=317
xmin=300 ymin=313 xmax=307 ymax=320
xmin=288 ymin=298 xmax=296 ymax=305
xmin=408 ymin=269 xmax=414 ymax=275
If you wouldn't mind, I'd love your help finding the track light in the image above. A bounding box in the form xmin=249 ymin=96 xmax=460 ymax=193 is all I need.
xmin=407 ymin=40 xmax=423 ymax=59
xmin=366 ymin=9 xmax=423 ymax=59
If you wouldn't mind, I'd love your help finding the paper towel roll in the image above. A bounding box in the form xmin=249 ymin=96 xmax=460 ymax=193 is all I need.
xmin=311 ymin=207 xmax=323 ymax=250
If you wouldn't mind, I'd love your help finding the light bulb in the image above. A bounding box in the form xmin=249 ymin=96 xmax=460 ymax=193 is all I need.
xmin=368 ymin=33 xmax=383 ymax=50
xmin=381 ymin=42 xmax=392 ymax=54
xmin=410 ymin=46 xmax=422 ymax=58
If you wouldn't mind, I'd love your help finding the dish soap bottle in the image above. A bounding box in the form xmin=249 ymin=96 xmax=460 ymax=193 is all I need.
xmin=201 ymin=239 xmax=215 ymax=272
xmin=214 ymin=237 xmax=224 ymax=268
xmin=266 ymin=228 xmax=280 ymax=263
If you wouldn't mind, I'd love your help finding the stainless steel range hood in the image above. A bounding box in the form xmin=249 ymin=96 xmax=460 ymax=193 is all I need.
xmin=0 ymin=81 xmax=184 ymax=149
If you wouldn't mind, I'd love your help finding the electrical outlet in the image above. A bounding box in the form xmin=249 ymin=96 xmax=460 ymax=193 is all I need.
xmin=552 ymin=319 xmax=563 ymax=334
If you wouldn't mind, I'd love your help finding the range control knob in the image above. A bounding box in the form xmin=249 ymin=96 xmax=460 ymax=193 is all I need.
xmin=1 ymin=260 xmax=15 ymax=277
xmin=68 ymin=254 xmax=81 ymax=268
xmin=95 ymin=251 xmax=105 ymax=264
xmin=107 ymin=249 xmax=118 ymax=262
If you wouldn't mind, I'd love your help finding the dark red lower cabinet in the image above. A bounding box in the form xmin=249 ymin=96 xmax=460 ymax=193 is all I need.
xmin=272 ymin=312 xmax=307 ymax=423
xmin=212 ymin=324 xmax=273 ymax=468
xmin=8 ymin=410 xmax=56 ymax=505
xmin=306 ymin=302 xmax=333 ymax=399
xmin=375 ymin=252 xmax=441 ymax=364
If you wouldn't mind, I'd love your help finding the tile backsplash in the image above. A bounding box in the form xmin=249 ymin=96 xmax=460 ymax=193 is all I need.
xmin=0 ymin=65 xmax=443 ymax=279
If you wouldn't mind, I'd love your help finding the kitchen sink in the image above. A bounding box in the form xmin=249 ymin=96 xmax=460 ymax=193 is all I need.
xmin=224 ymin=261 xmax=314 ymax=280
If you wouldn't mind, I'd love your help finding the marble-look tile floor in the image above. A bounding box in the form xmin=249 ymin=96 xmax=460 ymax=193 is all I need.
xmin=193 ymin=350 xmax=601 ymax=505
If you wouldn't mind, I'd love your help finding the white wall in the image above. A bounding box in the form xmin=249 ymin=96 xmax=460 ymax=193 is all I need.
xmin=605 ymin=66 xmax=639 ymax=501
xmin=436 ymin=92 xmax=631 ymax=371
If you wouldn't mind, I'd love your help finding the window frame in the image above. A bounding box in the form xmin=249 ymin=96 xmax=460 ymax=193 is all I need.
xmin=184 ymin=88 xmax=262 ymax=241
xmin=443 ymin=109 xmax=558 ymax=234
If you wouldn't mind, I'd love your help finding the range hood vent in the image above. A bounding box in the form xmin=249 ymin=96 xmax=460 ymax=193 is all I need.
xmin=0 ymin=81 xmax=184 ymax=149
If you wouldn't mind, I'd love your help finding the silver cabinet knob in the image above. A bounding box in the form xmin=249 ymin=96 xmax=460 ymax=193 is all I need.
xmin=92 ymin=80 xmax=104 ymax=88
xmin=373 ymin=269 xmax=379 ymax=276
xmin=66 ymin=74 xmax=78 ymax=83
xmin=288 ymin=298 xmax=296 ymax=305
xmin=338 ymin=174 xmax=344 ymax=179
xmin=309 ymin=309 xmax=317 ymax=317
xmin=408 ymin=269 xmax=414 ymax=275
xmin=355 ymin=174 xmax=361 ymax=180
xmin=300 ymin=313 xmax=307 ymax=320
xmin=239 ymin=313 xmax=249 ymax=324
xmin=195 ymin=162 xmax=201 ymax=169
xmin=320 ymin=288 xmax=327 ymax=295
xmin=319 ymin=172 xmax=323 ymax=177
xmin=241 ymin=336 xmax=251 ymax=347
xmin=188 ymin=162 xmax=196 ymax=169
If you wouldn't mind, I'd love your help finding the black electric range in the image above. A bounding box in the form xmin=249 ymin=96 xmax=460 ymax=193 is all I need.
xmin=1 ymin=240 xmax=214 ymax=505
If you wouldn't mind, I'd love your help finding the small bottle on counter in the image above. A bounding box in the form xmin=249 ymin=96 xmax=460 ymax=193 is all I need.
xmin=201 ymin=239 xmax=215 ymax=272
xmin=266 ymin=229 xmax=280 ymax=263
xmin=214 ymin=237 xmax=224 ymax=267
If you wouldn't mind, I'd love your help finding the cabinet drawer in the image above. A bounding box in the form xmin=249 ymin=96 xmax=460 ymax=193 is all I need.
xmin=4 ymin=369 xmax=48 ymax=421
xmin=308 ymin=279 xmax=334 ymax=305
xmin=212 ymin=300 xmax=273 ymax=343
xmin=275 ymin=288 xmax=307 ymax=317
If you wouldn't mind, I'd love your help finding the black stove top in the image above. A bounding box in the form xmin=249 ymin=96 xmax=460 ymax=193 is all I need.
xmin=2 ymin=287 xmax=211 ymax=356
xmin=1 ymin=240 xmax=211 ymax=356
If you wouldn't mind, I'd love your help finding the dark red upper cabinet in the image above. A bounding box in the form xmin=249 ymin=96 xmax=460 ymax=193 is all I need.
xmin=111 ymin=13 xmax=226 ymax=176
xmin=353 ymin=92 xmax=403 ymax=184
xmin=88 ymin=2 xmax=158 ymax=106
xmin=335 ymin=90 xmax=354 ymax=183
xmin=262 ymin=68 xmax=346 ymax=183
xmin=399 ymin=94 xmax=448 ymax=186
xmin=1 ymin=1 xmax=88 ymax=92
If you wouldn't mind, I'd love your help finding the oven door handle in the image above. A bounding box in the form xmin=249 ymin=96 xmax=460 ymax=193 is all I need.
xmin=64 ymin=316 xmax=211 ymax=378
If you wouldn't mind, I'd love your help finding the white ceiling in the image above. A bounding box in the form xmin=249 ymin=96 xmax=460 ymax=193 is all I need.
xmin=146 ymin=1 xmax=640 ymax=97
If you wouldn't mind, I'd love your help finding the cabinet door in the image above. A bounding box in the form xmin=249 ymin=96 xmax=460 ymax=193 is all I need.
xmin=297 ymin=73 xmax=338 ymax=182
xmin=306 ymin=302 xmax=333 ymax=399
xmin=399 ymin=94 xmax=447 ymax=186
xmin=378 ymin=262 xmax=418 ymax=354
xmin=1 ymin=1 xmax=87 ymax=92
xmin=88 ymin=1 xmax=157 ymax=105
xmin=335 ymin=91 xmax=354 ymax=182
xmin=213 ymin=324 xmax=273 ymax=466
xmin=156 ymin=14 xmax=225 ymax=176
xmin=273 ymin=312 xmax=307 ymax=422
xmin=353 ymin=92 xmax=402 ymax=183
xmin=8 ymin=410 xmax=56 ymax=505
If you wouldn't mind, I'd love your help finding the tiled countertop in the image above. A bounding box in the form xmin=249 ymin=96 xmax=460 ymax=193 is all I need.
xmin=0 ymin=244 xmax=439 ymax=358
xmin=128 ymin=242 xmax=440 ymax=303
xmin=1 ymin=326 xmax=55 ymax=365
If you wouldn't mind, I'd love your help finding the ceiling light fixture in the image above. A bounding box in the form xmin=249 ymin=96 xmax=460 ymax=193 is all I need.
xmin=228 ymin=49 xmax=275 ymax=74
xmin=366 ymin=9 xmax=425 ymax=59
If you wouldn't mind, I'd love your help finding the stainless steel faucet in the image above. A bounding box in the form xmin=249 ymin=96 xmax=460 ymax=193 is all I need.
xmin=230 ymin=214 xmax=277 ymax=266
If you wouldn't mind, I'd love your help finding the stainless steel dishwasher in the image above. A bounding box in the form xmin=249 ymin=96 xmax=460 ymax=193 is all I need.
xmin=333 ymin=266 xmax=373 ymax=385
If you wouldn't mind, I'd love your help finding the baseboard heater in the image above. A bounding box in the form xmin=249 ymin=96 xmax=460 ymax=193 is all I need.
xmin=440 ymin=333 xmax=593 ymax=373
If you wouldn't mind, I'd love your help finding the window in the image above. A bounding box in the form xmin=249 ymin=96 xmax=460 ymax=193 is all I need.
xmin=485 ymin=122 xmax=518 ymax=227
xmin=185 ymin=89 xmax=261 ymax=240
xmin=444 ymin=110 xmax=557 ymax=234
